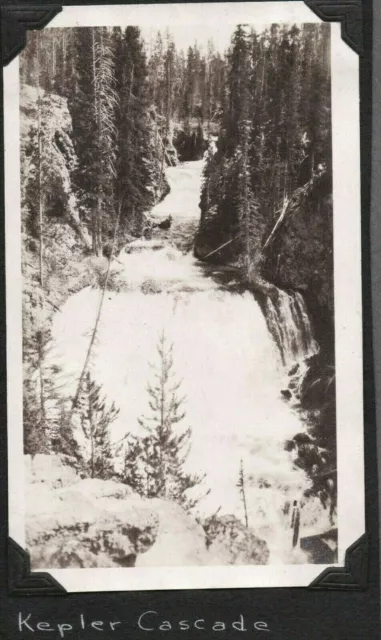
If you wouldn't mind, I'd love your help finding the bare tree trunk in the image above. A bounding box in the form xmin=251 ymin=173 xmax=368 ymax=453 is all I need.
xmin=62 ymin=30 xmax=66 ymax=91
xmin=129 ymin=64 xmax=135 ymax=104
xmin=244 ymin=157 xmax=250 ymax=277
xmin=36 ymin=32 xmax=46 ymax=437
xmin=159 ymin=146 xmax=166 ymax=199
xmin=89 ymin=380 xmax=95 ymax=478
xmin=159 ymin=334 xmax=166 ymax=498
xmin=261 ymin=50 xmax=266 ymax=96
xmin=96 ymin=29 xmax=105 ymax=256
xmin=37 ymin=39 xmax=44 ymax=292
xmin=238 ymin=459 xmax=249 ymax=528
xmin=242 ymin=484 xmax=248 ymax=528
xmin=91 ymin=209 xmax=97 ymax=255
xmin=52 ymin=32 xmax=56 ymax=85
xmin=97 ymin=194 xmax=102 ymax=256
xmin=70 ymin=199 xmax=122 ymax=414
xmin=38 ymin=332 xmax=45 ymax=439
xmin=92 ymin=29 xmax=99 ymax=256
xmin=144 ymin=439 xmax=150 ymax=498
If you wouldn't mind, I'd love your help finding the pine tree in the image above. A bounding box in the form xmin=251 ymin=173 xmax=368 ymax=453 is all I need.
xmin=138 ymin=331 xmax=187 ymax=498
xmin=69 ymin=27 xmax=118 ymax=255
xmin=122 ymin=331 xmax=205 ymax=510
xmin=227 ymin=24 xmax=251 ymax=149
xmin=68 ymin=28 xmax=99 ymax=241
xmin=120 ymin=434 xmax=148 ymax=494
xmin=183 ymin=46 xmax=197 ymax=123
xmin=148 ymin=30 xmax=165 ymax=114
xmin=74 ymin=372 xmax=119 ymax=479
xmin=237 ymin=458 xmax=249 ymax=528
xmin=23 ymin=334 xmax=67 ymax=456
xmin=92 ymin=27 xmax=118 ymax=254
xmin=198 ymin=23 xmax=332 ymax=271
xmin=163 ymin=31 xmax=176 ymax=131
xmin=236 ymin=119 xmax=261 ymax=278
xmin=115 ymin=26 xmax=161 ymax=235
xmin=23 ymin=367 xmax=50 ymax=456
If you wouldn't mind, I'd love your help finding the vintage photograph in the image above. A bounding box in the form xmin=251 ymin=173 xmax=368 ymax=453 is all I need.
xmin=3 ymin=3 xmax=364 ymax=590
xmin=19 ymin=19 xmax=336 ymax=570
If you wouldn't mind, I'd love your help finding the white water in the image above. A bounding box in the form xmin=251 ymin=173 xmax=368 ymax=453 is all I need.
xmin=150 ymin=160 xmax=205 ymax=219
xmin=49 ymin=159 xmax=330 ymax=564
xmin=266 ymin=290 xmax=319 ymax=370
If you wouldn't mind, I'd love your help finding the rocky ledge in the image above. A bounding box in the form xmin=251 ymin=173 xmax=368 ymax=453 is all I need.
xmin=25 ymin=455 xmax=269 ymax=569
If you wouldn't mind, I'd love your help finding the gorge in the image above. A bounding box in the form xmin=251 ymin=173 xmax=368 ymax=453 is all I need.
xmin=20 ymin=23 xmax=337 ymax=569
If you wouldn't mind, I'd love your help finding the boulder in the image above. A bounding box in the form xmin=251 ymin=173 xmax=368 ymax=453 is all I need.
xmin=124 ymin=238 xmax=166 ymax=253
xmin=25 ymin=454 xmax=78 ymax=489
xmin=203 ymin=514 xmax=270 ymax=565
xmin=300 ymin=528 xmax=338 ymax=564
xmin=25 ymin=455 xmax=208 ymax=569
xmin=135 ymin=501 xmax=208 ymax=567
xmin=158 ymin=215 xmax=173 ymax=230
xmin=21 ymin=84 xmax=91 ymax=249
xmin=26 ymin=471 xmax=159 ymax=569
xmin=25 ymin=456 xmax=270 ymax=569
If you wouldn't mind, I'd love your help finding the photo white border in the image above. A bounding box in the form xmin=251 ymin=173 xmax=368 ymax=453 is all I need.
xmin=4 ymin=2 xmax=364 ymax=591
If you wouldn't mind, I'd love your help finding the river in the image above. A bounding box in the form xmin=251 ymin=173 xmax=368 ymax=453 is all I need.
xmin=49 ymin=159 xmax=330 ymax=564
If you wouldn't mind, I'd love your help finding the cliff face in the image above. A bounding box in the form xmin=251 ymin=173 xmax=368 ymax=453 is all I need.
xmin=21 ymin=83 xmax=97 ymax=335
xmin=195 ymin=165 xmax=334 ymax=352
xmin=262 ymin=177 xmax=334 ymax=353
xmin=21 ymin=85 xmax=108 ymax=455
xmin=172 ymin=121 xmax=208 ymax=162
xmin=21 ymin=84 xmax=91 ymax=248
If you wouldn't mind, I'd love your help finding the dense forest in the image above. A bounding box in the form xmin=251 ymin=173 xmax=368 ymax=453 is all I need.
xmin=195 ymin=24 xmax=331 ymax=308
xmin=20 ymin=25 xmax=230 ymax=513
xmin=20 ymin=22 xmax=336 ymax=555
xmin=21 ymin=25 xmax=226 ymax=244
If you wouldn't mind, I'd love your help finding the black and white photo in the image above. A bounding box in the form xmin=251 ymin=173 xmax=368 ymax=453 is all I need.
xmin=4 ymin=2 xmax=365 ymax=591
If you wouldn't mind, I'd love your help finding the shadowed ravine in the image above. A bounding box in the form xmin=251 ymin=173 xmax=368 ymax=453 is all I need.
xmin=48 ymin=159 xmax=331 ymax=564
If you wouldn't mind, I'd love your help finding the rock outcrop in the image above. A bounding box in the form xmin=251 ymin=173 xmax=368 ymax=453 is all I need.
xmin=300 ymin=528 xmax=338 ymax=564
xmin=173 ymin=122 xmax=207 ymax=162
xmin=21 ymin=84 xmax=90 ymax=249
xmin=203 ymin=514 xmax=270 ymax=565
xmin=25 ymin=455 xmax=270 ymax=569
xmin=262 ymin=181 xmax=334 ymax=351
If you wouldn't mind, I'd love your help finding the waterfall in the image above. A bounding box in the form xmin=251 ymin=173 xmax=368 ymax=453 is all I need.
xmin=47 ymin=160 xmax=331 ymax=566
xmin=265 ymin=289 xmax=319 ymax=371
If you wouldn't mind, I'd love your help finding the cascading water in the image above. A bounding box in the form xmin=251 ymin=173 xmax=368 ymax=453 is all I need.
xmin=266 ymin=290 xmax=319 ymax=370
xmin=48 ymin=159 xmax=331 ymax=565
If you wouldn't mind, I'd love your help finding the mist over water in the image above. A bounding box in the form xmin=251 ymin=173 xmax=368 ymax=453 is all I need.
xmin=49 ymin=159 xmax=330 ymax=564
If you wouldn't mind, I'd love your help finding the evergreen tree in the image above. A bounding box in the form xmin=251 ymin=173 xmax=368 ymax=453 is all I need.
xmin=92 ymin=27 xmax=119 ymax=254
xmin=226 ymin=24 xmax=251 ymax=150
xmin=148 ymin=30 xmax=165 ymax=114
xmin=68 ymin=29 xmax=99 ymax=243
xmin=122 ymin=332 xmax=205 ymax=510
xmin=163 ymin=31 xmax=176 ymax=131
xmin=182 ymin=46 xmax=198 ymax=123
xmin=236 ymin=120 xmax=261 ymax=278
xmin=115 ymin=26 xmax=161 ymax=235
xmin=73 ymin=372 xmax=119 ymax=479
xmin=68 ymin=27 xmax=118 ymax=255
xmin=198 ymin=23 xmax=332 ymax=270
xmin=23 ymin=332 xmax=68 ymax=456
xmin=23 ymin=366 xmax=50 ymax=456
xmin=237 ymin=458 xmax=249 ymax=527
